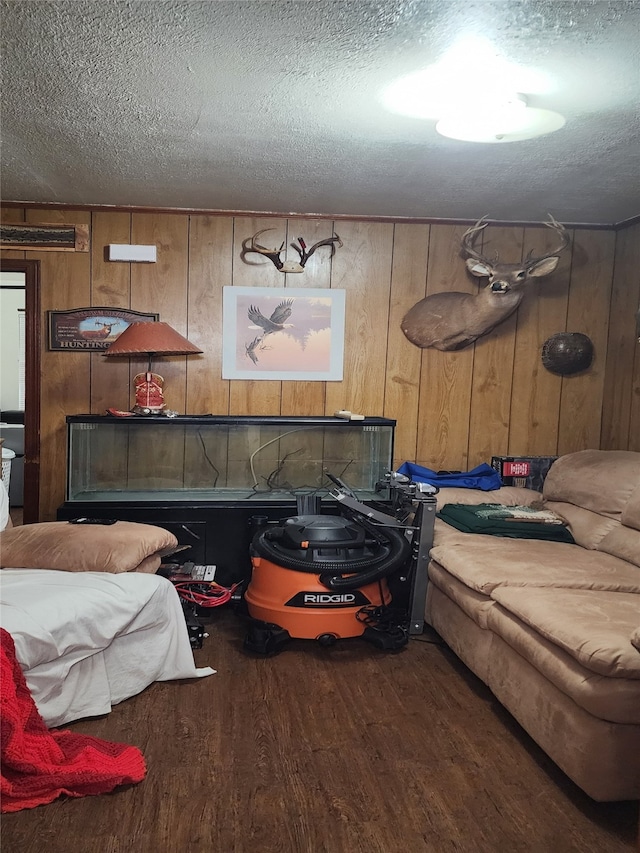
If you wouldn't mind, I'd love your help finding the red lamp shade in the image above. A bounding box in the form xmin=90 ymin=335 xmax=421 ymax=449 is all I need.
xmin=103 ymin=321 xmax=202 ymax=357
xmin=103 ymin=322 xmax=202 ymax=416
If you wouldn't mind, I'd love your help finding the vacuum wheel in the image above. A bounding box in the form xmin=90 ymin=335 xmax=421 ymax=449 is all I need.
xmin=316 ymin=633 xmax=338 ymax=647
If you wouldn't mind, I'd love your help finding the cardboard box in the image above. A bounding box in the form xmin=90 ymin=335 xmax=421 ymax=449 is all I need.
xmin=491 ymin=456 xmax=558 ymax=492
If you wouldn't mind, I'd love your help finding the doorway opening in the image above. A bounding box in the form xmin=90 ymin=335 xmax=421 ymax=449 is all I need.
xmin=0 ymin=258 xmax=41 ymax=523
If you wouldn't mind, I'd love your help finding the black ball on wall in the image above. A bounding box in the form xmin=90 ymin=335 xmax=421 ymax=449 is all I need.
xmin=541 ymin=333 xmax=594 ymax=376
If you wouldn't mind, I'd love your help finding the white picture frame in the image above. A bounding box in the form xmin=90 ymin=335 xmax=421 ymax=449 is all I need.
xmin=222 ymin=286 xmax=345 ymax=381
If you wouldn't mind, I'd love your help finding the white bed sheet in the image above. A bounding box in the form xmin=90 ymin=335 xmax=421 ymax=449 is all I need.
xmin=0 ymin=569 xmax=214 ymax=727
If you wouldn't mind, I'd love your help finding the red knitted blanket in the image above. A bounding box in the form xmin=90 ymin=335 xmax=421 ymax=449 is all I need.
xmin=1 ymin=628 xmax=146 ymax=812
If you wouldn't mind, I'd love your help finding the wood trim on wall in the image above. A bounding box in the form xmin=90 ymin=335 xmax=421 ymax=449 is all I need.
xmin=0 ymin=200 xmax=621 ymax=231
xmin=0 ymin=222 xmax=89 ymax=252
xmin=613 ymin=213 xmax=640 ymax=230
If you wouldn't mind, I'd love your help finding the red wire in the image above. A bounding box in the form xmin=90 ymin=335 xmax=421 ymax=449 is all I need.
xmin=172 ymin=581 xmax=239 ymax=608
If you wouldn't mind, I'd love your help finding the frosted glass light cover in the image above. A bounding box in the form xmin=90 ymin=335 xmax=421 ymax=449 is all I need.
xmin=436 ymin=106 xmax=566 ymax=143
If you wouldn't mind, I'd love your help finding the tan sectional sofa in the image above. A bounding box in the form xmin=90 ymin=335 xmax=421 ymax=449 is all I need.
xmin=425 ymin=449 xmax=640 ymax=802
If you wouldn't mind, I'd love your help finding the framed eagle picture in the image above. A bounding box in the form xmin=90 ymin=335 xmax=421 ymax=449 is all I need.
xmin=222 ymin=286 xmax=345 ymax=381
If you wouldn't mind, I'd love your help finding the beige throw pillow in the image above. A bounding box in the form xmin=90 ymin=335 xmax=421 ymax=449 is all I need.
xmin=0 ymin=521 xmax=178 ymax=574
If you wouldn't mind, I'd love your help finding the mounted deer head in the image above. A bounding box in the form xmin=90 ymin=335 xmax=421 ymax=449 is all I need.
xmin=401 ymin=215 xmax=570 ymax=351
xmin=241 ymin=228 xmax=342 ymax=273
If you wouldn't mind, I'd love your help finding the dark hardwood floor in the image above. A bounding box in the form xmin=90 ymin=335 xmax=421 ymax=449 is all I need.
xmin=2 ymin=608 xmax=637 ymax=853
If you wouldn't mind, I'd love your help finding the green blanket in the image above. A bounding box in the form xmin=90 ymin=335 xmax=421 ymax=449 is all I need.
xmin=437 ymin=504 xmax=575 ymax=543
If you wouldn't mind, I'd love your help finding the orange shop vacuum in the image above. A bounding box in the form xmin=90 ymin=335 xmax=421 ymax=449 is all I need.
xmin=243 ymin=501 xmax=411 ymax=655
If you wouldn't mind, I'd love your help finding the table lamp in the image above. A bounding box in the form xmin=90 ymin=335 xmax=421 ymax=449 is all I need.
xmin=103 ymin=321 xmax=202 ymax=415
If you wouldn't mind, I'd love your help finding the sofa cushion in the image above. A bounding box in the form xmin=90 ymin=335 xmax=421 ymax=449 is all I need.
xmin=486 ymin=597 xmax=640 ymax=723
xmin=0 ymin=521 xmax=178 ymax=574
xmin=543 ymin=501 xmax=618 ymax=550
xmin=427 ymin=560 xmax=495 ymax=629
xmin=543 ymin=449 xmax=640 ymax=519
xmin=489 ymin=586 xmax=640 ymax=679
xmin=622 ymin=482 xmax=640 ymax=532
xmin=429 ymin=536 xmax=640 ymax=595
xmin=485 ymin=633 xmax=640 ymax=801
xmin=597 ymin=524 xmax=640 ymax=568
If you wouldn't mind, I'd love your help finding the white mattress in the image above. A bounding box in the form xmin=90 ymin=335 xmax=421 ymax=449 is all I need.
xmin=0 ymin=569 xmax=214 ymax=727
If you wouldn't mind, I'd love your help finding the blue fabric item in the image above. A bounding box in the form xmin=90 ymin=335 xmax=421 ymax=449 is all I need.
xmin=396 ymin=462 xmax=502 ymax=491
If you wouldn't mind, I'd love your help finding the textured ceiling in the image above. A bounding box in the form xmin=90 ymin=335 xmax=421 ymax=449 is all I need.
xmin=1 ymin=0 xmax=639 ymax=225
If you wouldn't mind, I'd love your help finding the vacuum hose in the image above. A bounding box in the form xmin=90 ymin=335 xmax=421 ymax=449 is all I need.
xmin=251 ymin=509 xmax=411 ymax=591
xmin=320 ymin=515 xmax=410 ymax=590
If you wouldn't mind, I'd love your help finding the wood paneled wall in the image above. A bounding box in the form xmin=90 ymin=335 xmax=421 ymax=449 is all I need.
xmin=602 ymin=221 xmax=640 ymax=452
xmin=2 ymin=207 xmax=638 ymax=521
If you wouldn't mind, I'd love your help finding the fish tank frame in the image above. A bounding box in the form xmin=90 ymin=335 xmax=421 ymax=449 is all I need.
xmin=64 ymin=414 xmax=396 ymax=504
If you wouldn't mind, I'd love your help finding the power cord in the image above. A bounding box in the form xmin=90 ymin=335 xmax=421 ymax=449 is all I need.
xmin=171 ymin=579 xmax=239 ymax=608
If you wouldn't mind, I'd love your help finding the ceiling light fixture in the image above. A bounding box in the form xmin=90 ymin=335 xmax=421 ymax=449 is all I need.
xmin=380 ymin=34 xmax=565 ymax=144
xmin=435 ymin=95 xmax=565 ymax=143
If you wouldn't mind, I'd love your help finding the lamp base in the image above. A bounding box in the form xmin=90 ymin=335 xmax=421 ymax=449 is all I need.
xmin=132 ymin=405 xmax=166 ymax=416
xmin=107 ymin=406 xmax=178 ymax=418
xmin=134 ymin=371 xmax=165 ymax=414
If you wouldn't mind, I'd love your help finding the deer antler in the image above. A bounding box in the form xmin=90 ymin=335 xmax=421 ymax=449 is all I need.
xmin=461 ymin=216 xmax=492 ymax=264
xmin=241 ymin=229 xmax=343 ymax=273
xmin=524 ymin=214 xmax=570 ymax=267
xmin=463 ymin=214 xmax=569 ymax=270
xmin=290 ymin=234 xmax=343 ymax=267
xmin=240 ymin=229 xmax=286 ymax=270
